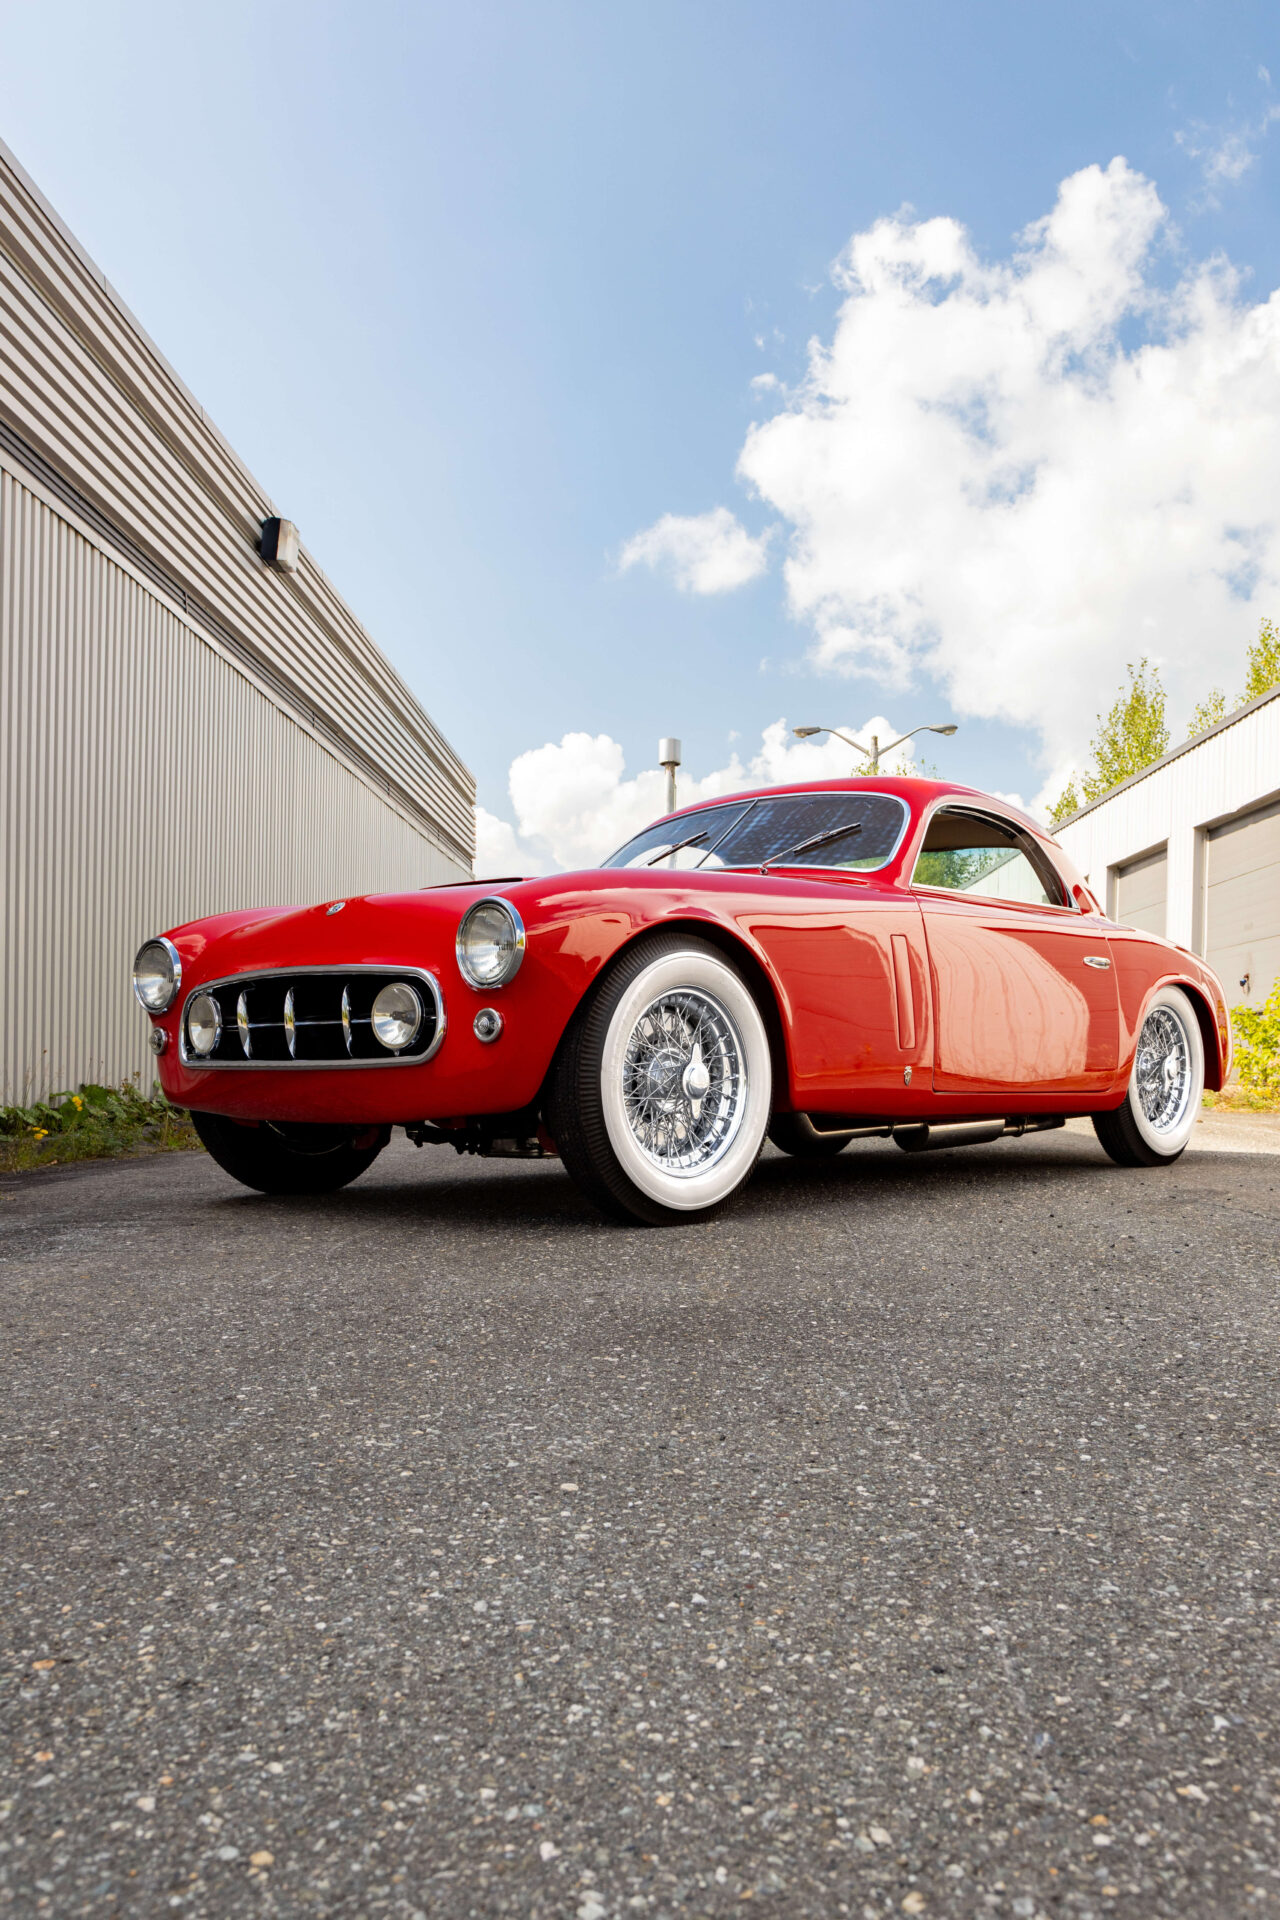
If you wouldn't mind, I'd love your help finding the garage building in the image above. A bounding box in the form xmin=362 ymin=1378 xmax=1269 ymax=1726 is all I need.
xmin=0 ymin=141 xmax=474 ymax=1104
xmin=1054 ymin=684 xmax=1280 ymax=1016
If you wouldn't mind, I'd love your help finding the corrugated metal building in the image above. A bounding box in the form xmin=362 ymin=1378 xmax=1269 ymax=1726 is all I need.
xmin=1054 ymin=685 xmax=1280 ymax=1012
xmin=0 ymin=140 xmax=474 ymax=1103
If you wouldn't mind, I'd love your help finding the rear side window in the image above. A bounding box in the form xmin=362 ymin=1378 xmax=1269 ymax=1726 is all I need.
xmin=912 ymin=807 xmax=1067 ymax=907
xmin=603 ymin=792 xmax=909 ymax=872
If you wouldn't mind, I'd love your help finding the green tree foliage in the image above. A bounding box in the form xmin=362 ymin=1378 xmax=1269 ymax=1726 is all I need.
xmin=1232 ymin=978 xmax=1280 ymax=1097
xmin=1047 ymin=778 xmax=1081 ymax=828
xmin=1243 ymin=616 xmax=1280 ymax=703
xmin=1187 ymin=688 xmax=1227 ymax=739
xmin=1086 ymin=658 xmax=1169 ymax=792
xmin=1050 ymin=619 xmax=1279 ymax=827
xmin=1049 ymin=659 xmax=1169 ymax=823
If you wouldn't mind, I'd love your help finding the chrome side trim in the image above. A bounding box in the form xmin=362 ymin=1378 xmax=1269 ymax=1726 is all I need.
xmin=179 ymin=965 xmax=447 ymax=1069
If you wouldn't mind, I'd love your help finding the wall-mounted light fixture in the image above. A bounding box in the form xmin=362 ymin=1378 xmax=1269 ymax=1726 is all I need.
xmin=260 ymin=517 xmax=299 ymax=575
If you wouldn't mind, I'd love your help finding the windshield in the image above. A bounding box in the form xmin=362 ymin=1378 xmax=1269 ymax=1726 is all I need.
xmin=601 ymin=792 xmax=909 ymax=872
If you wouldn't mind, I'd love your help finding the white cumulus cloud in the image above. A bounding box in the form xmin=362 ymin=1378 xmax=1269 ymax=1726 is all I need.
xmin=475 ymin=718 xmax=933 ymax=874
xmin=619 ymin=505 xmax=771 ymax=594
xmin=685 ymin=156 xmax=1280 ymax=807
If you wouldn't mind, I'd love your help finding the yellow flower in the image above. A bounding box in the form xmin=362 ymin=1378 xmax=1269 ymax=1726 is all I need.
xmin=32 ymin=1127 xmax=48 ymax=1139
xmin=72 ymin=1094 xmax=83 ymax=1110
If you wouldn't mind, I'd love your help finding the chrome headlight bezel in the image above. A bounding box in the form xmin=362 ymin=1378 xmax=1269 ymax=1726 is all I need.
xmin=133 ymin=936 xmax=182 ymax=1014
xmin=456 ymin=898 xmax=527 ymax=991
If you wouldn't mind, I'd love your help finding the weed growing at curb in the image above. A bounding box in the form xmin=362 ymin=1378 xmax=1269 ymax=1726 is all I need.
xmin=0 ymin=1080 xmax=200 ymax=1173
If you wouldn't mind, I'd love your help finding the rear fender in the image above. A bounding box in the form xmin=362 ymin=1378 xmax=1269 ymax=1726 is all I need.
xmin=1120 ymin=975 xmax=1228 ymax=1094
xmin=1176 ymin=980 xmax=1228 ymax=1092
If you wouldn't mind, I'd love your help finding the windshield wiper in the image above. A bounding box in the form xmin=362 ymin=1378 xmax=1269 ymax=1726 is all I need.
xmin=647 ymin=830 xmax=709 ymax=866
xmin=760 ymin=821 xmax=862 ymax=871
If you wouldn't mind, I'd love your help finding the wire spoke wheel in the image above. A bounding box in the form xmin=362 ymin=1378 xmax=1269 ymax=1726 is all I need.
xmin=1092 ymin=984 xmax=1204 ymax=1169
xmin=547 ymin=934 xmax=772 ymax=1224
xmin=620 ymin=988 xmax=745 ymax=1175
xmin=1133 ymin=1005 xmax=1193 ymax=1137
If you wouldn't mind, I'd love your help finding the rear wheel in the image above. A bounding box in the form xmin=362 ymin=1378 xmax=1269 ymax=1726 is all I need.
xmin=547 ymin=934 xmax=772 ymax=1225
xmin=1092 ymin=986 xmax=1204 ymax=1168
xmin=768 ymin=1112 xmax=857 ymax=1158
xmin=191 ymin=1112 xmax=386 ymax=1194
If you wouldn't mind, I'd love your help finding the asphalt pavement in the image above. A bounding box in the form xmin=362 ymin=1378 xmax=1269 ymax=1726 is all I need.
xmin=1 ymin=1127 xmax=1278 ymax=1919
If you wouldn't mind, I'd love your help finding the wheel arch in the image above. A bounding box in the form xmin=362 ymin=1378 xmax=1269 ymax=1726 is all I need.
xmin=546 ymin=913 xmax=796 ymax=1115
xmin=1170 ymin=978 xmax=1226 ymax=1092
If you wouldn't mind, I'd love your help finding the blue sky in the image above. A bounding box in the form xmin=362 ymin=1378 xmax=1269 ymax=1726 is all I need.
xmin=2 ymin=1 xmax=1279 ymax=861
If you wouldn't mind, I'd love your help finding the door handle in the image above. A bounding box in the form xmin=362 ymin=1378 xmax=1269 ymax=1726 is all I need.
xmin=1083 ymin=955 xmax=1111 ymax=970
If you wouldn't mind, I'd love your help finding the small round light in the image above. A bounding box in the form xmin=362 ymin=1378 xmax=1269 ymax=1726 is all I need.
xmin=371 ymin=981 xmax=423 ymax=1051
xmin=473 ymin=1007 xmax=504 ymax=1044
xmin=133 ymin=937 xmax=180 ymax=1012
xmin=456 ymin=899 xmax=526 ymax=990
xmin=186 ymin=992 xmax=222 ymax=1057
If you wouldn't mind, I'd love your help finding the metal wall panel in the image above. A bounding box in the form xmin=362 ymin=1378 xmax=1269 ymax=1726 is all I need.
xmin=0 ymin=138 xmax=474 ymax=870
xmin=1055 ymin=688 xmax=1280 ymax=958
xmin=1 ymin=469 xmax=463 ymax=1103
xmin=1206 ymin=800 xmax=1280 ymax=1008
xmin=1113 ymin=847 xmax=1167 ymax=938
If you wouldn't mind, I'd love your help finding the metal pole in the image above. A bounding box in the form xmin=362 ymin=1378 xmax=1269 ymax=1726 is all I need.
xmin=658 ymin=738 xmax=682 ymax=815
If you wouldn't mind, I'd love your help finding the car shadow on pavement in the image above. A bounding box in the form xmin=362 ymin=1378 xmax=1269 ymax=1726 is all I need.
xmin=198 ymin=1129 xmax=1122 ymax=1233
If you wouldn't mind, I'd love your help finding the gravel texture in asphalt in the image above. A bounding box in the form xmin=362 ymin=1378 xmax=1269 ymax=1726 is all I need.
xmin=1 ymin=1130 xmax=1278 ymax=1920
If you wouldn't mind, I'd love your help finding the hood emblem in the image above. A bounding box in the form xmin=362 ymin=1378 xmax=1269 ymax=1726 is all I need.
xmin=326 ymin=901 xmax=346 ymax=915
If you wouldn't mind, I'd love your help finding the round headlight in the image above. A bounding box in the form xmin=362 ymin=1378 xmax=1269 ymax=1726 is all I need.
xmin=371 ymin=981 xmax=423 ymax=1052
xmin=133 ymin=937 xmax=180 ymax=1012
xmin=186 ymin=992 xmax=222 ymax=1057
xmin=456 ymin=899 xmax=526 ymax=990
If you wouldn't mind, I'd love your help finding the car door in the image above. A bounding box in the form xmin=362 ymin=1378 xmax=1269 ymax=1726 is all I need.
xmin=911 ymin=804 xmax=1118 ymax=1094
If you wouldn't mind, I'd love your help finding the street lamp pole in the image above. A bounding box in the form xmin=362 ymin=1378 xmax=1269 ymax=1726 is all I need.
xmin=792 ymin=721 xmax=958 ymax=774
xmin=658 ymin=737 xmax=682 ymax=815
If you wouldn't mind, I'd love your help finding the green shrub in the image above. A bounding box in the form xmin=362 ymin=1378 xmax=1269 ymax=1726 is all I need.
xmin=1231 ymin=980 xmax=1280 ymax=1097
xmin=0 ymin=1080 xmax=199 ymax=1173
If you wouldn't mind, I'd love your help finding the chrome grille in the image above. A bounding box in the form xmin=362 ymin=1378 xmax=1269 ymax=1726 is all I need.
xmin=179 ymin=967 xmax=444 ymax=1068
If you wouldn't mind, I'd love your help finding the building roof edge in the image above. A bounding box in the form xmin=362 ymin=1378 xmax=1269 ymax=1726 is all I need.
xmin=1051 ymin=680 xmax=1280 ymax=834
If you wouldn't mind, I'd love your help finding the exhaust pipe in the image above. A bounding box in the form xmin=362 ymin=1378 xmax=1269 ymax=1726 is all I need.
xmin=892 ymin=1116 xmax=1065 ymax=1154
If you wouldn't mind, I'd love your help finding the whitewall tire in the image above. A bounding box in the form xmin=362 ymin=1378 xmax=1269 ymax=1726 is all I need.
xmin=1092 ymin=984 xmax=1204 ymax=1168
xmin=548 ymin=934 xmax=772 ymax=1225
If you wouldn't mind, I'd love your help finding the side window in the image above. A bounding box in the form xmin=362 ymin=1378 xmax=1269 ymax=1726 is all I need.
xmin=912 ymin=808 xmax=1067 ymax=908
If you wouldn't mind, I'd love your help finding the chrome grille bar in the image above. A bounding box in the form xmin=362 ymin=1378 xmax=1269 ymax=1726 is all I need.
xmin=179 ymin=966 xmax=446 ymax=1069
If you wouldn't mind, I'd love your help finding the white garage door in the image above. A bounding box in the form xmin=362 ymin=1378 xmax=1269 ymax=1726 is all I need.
xmin=1113 ymin=846 xmax=1167 ymax=937
xmin=1206 ymin=798 xmax=1280 ymax=1008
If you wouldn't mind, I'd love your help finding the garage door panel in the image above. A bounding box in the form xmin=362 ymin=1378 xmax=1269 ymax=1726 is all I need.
xmin=1208 ymin=802 xmax=1280 ymax=885
xmin=1207 ymin=800 xmax=1280 ymax=1008
xmin=1209 ymin=935 xmax=1280 ymax=1008
xmin=1115 ymin=848 xmax=1167 ymax=937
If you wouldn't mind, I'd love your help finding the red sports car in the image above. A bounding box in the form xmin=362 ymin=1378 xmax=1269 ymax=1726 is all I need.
xmin=133 ymin=778 xmax=1231 ymax=1226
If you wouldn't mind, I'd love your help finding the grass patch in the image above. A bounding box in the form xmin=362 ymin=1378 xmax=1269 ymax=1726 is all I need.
xmin=0 ymin=1080 xmax=201 ymax=1174
xmin=1203 ymin=1087 xmax=1280 ymax=1115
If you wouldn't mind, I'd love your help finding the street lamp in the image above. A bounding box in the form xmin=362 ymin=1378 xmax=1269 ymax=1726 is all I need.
xmin=792 ymin=721 xmax=957 ymax=775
